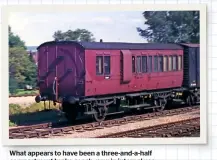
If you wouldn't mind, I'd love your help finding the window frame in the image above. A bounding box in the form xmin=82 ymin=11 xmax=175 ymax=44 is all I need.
xmin=163 ymin=56 xmax=168 ymax=72
xmin=158 ymin=55 xmax=163 ymax=72
xmin=178 ymin=55 xmax=182 ymax=71
xmin=96 ymin=54 xmax=111 ymax=76
xmin=148 ymin=56 xmax=152 ymax=73
xmin=142 ymin=55 xmax=147 ymax=73
xmin=104 ymin=55 xmax=111 ymax=75
xmin=96 ymin=55 xmax=104 ymax=75
xmin=136 ymin=56 xmax=142 ymax=73
xmin=172 ymin=55 xmax=177 ymax=71
xmin=154 ymin=55 xmax=158 ymax=72
xmin=168 ymin=55 xmax=173 ymax=72
xmin=132 ymin=55 xmax=136 ymax=73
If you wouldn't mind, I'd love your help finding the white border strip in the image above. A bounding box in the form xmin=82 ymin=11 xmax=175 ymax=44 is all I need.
xmin=1 ymin=4 xmax=207 ymax=146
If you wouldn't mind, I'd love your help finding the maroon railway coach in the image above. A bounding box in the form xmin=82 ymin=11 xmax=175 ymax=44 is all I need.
xmin=35 ymin=41 xmax=198 ymax=122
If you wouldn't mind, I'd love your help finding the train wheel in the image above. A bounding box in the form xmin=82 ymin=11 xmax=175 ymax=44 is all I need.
xmin=186 ymin=95 xmax=194 ymax=106
xmin=196 ymin=94 xmax=200 ymax=104
xmin=62 ymin=102 xmax=77 ymax=124
xmin=93 ymin=106 xmax=108 ymax=122
xmin=153 ymin=99 xmax=167 ymax=112
xmin=192 ymin=92 xmax=200 ymax=105
xmin=196 ymin=90 xmax=200 ymax=104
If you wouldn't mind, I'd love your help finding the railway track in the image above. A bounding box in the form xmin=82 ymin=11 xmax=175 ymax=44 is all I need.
xmin=9 ymin=106 xmax=199 ymax=139
xmin=96 ymin=117 xmax=200 ymax=138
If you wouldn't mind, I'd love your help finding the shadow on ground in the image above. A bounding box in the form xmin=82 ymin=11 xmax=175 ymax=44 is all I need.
xmin=9 ymin=103 xmax=199 ymax=127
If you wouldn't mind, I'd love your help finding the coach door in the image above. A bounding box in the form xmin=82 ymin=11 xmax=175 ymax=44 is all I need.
xmin=146 ymin=53 xmax=162 ymax=90
xmin=146 ymin=54 xmax=152 ymax=90
xmin=129 ymin=53 xmax=149 ymax=91
xmin=137 ymin=53 xmax=148 ymax=89
xmin=120 ymin=50 xmax=133 ymax=84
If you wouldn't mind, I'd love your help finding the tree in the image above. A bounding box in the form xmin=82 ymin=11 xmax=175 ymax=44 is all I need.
xmin=137 ymin=11 xmax=199 ymax=43
xmin=53 ymin=28 xmax=96 ymax=42
xmin=9 ymin=75 xmax=18 ymax=94
xmin=9 ymin=47 xmax=37 ymax=88
xmin=9 ymin=26 xmax=26 ymax=49
xmin=9 ymin=26 xmax=37 ymax=91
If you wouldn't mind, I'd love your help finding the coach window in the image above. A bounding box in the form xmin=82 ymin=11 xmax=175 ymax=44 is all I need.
xmin=96 ymin=56 xmax=103 ymax=75
xmin=132 ymin=56 xmax=135 ymax=73
xmin=178 ymin=55 xmax=182 ymax=70
xmin=136 ymin=56 xmax=142 ymax=73
xmin=168 ymin=56 xmax=172 ymax=71
xmin=158 ymin=56 xmax=163 ymax=72
xmin=172 ymin=55 xmax=177 ymax=71
xmin=142 ymin=56 xmax=147 ymax=73
xmin=104 ymin=56 xmax=111 ymax=75
xmin=163 ymin=56 xmax=168 ymax=72
xmin=154 ymin=56 xmax=158 ymax=72
xmin=148 ymin=56 xmax=152 ymax=72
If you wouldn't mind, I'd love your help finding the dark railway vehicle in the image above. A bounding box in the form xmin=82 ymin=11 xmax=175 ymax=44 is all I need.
xmin=35 ymin=41 xmax=200 ymax=122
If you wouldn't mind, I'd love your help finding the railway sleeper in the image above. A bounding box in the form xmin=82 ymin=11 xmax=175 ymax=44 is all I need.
xmin=10 ymin=133 xmax=26 ymax=139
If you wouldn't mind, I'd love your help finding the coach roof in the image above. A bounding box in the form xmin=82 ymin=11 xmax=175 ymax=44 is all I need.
xmin=37 ymin=41 xmax=184 ymax=50
xmin=180 ymin=43 xmax=200 ymax=48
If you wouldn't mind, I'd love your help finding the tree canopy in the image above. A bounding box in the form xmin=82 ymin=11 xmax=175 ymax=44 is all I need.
xmin=9 ymin=26 xmax=37 ymax=93
xmin=137 ymin=11 xmax=199 ymax=43
xmin=53 ymin=28 xmax=96 ymax=42
xmin=9 ymin=26 xmax=26 ymax=49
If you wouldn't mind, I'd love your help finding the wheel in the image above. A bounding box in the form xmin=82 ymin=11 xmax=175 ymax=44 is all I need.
xmin=62 ymin=102 xmax=77 ymax=124
xmin=186 ymin=95 xmax=194 ymax=106
xmin=153 ymin=99 xmax=167 ymax=112
xmin=92 ymin=106 xmax=108 ymax=122
xmin=196 ymin=94 xmax=200 ymax=104
xmin=193 ymin=91 xmax=200 ymax=105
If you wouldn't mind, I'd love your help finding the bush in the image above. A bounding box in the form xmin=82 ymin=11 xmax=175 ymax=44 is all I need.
xmin=9 ymin=120 xmax=16 ymax=127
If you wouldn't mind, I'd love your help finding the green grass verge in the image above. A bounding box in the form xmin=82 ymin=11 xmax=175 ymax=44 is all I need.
xmin=9 ymin=102 xmax=62 ymax=127
xmin=9 ymin=102 xmax=60 ymax=115
xmin=9 ymin=89 xmax=38 ymax=96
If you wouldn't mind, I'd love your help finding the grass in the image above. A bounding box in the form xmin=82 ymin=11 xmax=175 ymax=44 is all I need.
xmin=9 ymin=120 xmax=16 ymax=127
xmin=9 ymin=102 xmax=62 ymax=127
xmin=9 ymin=89 xmax=38 ymax=96
xmin=9 ymin=102 xmax=60 ymax=115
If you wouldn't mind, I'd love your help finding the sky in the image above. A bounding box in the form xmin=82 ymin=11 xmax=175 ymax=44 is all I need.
xmin=8 ymin=11 xmax=148 ymax=47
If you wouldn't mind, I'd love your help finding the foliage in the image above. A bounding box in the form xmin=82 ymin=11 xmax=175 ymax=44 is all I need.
xmin=9 ymin=120 xmax=16 ymax=127
xmin=9 ymin=75 xmax=18 ymax=94
xmin=9 ymin=47 xmax=37 ymax=88
xmin=9 ymin=26 xmax=37 ymax=91
xmin=53 ymin=28 xmax=96 ymax=42
xmin=137 ymin=11 xmax=199 ymax=43
xmin=9 ymin=104 xmax=22 ymax=115
xmin=9 ymin=26 xmax=26 ymax=49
